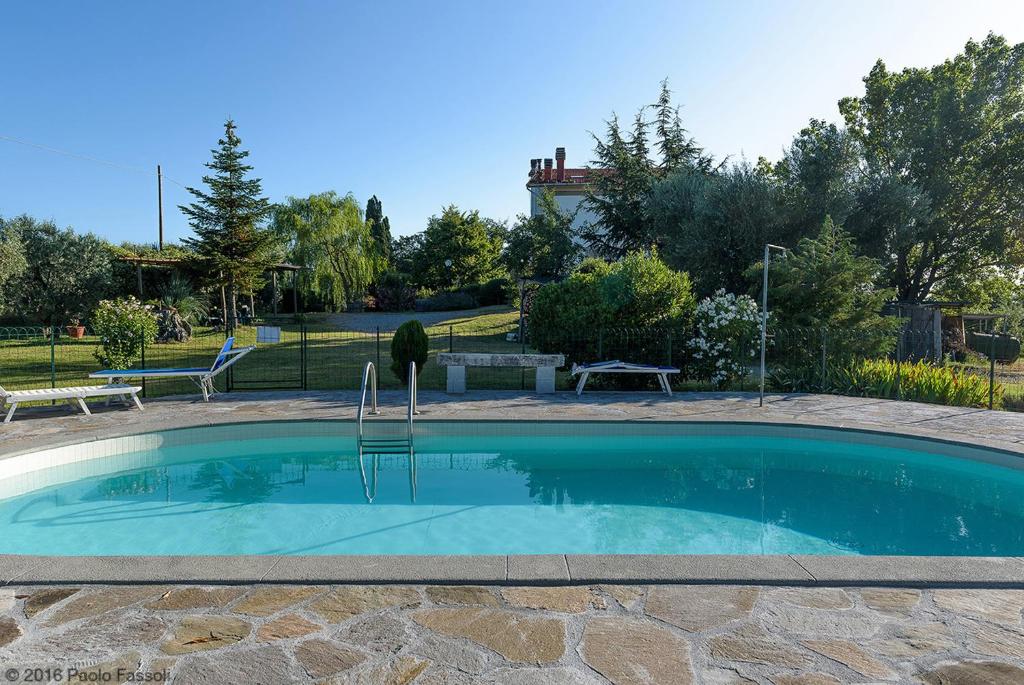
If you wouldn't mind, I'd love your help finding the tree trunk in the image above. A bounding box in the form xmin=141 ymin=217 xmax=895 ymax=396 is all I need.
xmin=229 ymin=276 xmax=238 ymax=333
xmin=220 ymin=282 xmax=228 ymax=330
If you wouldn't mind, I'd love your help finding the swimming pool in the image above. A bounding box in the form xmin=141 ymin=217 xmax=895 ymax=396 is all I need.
xmin=1 ymin=420 xmax=1022 ymax=556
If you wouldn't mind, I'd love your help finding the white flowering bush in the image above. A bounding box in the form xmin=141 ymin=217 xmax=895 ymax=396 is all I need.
xmin=688 ymin=289 xmax=760 ymax=388
xmin=92 ymin=297 xmax=157 ymax=369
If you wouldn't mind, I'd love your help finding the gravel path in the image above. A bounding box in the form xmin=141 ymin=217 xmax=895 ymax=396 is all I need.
xmin=322 ymin=306 xmax=515 ymax=332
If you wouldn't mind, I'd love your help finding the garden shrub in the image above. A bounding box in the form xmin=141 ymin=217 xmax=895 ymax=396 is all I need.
xmin=416 ymin=291 xmax=478 ymax=312
xmin=829 ymin=359 xmax=999 ymax=409
xmin=390 ymin=319 xmax=428 ymax=385
xmin=91 ymin=297 xmax=158 ymax=369
xmin=688 ymin=290 xmax=761 ymax=388
xmin=478 ymin=277 xmax=512 ymax=306
xmin=375 ymin=271 xmax=416 ymax=312
xmin=529 ymin=250 xmax=694 ymax=370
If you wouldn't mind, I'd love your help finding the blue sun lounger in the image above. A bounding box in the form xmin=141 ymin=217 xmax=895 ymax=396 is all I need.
xmin=570 ymin=360 xmax=680 ymax=396
xmin=89 ymin=337 xmax=255 ymax=401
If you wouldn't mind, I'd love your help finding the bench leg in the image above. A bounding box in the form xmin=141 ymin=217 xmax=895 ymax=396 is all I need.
xmin=658 ymin=374 xmax=672 ymax=396
xmin=4 ymin=402 xmax=17 ymax=424
xmin=536 ymin=366 xmax=556 ymax=394
xmin=575 ymin=372 xmax=589 ymax=396
xmin=446 ymin=366 xmax=466 ymax=394
xmin=76 ymin=397 xmax=92 ymax=416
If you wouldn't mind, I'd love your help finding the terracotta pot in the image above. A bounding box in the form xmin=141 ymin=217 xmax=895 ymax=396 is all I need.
xmin=66 ymin=325 xmax=85 ymax=339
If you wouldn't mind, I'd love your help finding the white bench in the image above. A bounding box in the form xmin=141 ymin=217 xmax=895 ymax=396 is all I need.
xmin=570 ymin=360 xmax=680 ymax=396
xmin=436 ymin=353 xmax=565 ymax=394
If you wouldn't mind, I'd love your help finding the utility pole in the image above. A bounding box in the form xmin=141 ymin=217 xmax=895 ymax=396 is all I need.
xmin=157 ymin=164 xmax=164 ymax=251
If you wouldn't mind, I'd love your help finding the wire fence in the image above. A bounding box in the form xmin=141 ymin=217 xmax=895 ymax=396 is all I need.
xmin=1 ymin=318 xmax=1022 ymax=411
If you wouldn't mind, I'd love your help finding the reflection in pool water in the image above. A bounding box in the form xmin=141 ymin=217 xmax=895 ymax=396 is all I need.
xmin=1 ymin=426 xmax=1023 ymax=556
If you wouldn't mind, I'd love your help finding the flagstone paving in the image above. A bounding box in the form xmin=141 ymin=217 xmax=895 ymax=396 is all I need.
xmin=2 ymin=584 xmax=1024 ymax=684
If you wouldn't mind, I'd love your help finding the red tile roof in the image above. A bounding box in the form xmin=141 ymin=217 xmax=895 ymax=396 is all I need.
xmin=526 ymin=168 xmax=601 ymax=187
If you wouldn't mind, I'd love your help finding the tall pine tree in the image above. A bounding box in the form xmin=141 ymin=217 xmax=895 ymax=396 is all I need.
xmin=583 ymin=81 xmax=713 ymax=258
xmin=180 ymin=120 xmax=275 ymax=328
xmin=365 ymin=195 xmax=393 ymax=267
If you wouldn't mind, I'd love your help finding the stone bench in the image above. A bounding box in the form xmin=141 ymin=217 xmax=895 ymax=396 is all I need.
xmin=436 ymin=353 xmax=566 ymax=394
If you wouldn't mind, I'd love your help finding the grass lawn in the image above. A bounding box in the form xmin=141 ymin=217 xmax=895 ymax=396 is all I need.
xmin=0 ymin=307 xmax=557 ymax=399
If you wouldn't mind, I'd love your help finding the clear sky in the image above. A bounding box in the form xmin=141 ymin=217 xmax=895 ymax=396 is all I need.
xmin=2 ymin=1 xmax=1022 ymax=244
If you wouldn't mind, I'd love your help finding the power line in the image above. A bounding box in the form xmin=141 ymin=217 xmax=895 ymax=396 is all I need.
xmin=0 ymin=133 xmax=190 ymax=189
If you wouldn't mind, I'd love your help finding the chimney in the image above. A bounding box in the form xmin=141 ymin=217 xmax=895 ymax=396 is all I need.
xmin=529 ymin=158 xmax=539 ymax=177
xmin=555 ymin=147 xmax=566 ymax=182
xmin=543 ymin=158 xmax=553 ymax=182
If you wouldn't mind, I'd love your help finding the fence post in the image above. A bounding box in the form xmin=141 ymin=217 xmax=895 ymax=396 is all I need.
xmin=820 ymin=328 xmax=827 ymax=392
xmin=449 ymin=325 xmax=453 ymax=353
xmin=49 ymin=326 xmax=56 ymax=390
xmin=989 ymin=330 xmax=996 ymax=410
xmin=302 ymin=325 xmax=308 ymax=391
xmin=140 ymin=325 xmax=147 ymax=398
xmin=376 ymin=327 xmax=381 ymax=373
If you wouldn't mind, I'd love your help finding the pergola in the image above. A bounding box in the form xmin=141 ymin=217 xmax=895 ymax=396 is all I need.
xmin=117 ymin=256 xmax=303 ymax=314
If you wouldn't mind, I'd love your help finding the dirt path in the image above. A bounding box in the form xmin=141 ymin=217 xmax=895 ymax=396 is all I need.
xmin=322 ymin=306 xmax=515 ymax=332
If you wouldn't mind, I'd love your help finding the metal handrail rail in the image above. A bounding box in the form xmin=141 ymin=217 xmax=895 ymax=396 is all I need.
xmin=407 ymin=361 xmax=419 ymax=445
xmin=357 ymin=361 xmax=379 ymax=444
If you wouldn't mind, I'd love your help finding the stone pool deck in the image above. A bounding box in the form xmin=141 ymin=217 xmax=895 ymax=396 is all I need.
xmin=2 ymin=583 xmax=1024 ymax=684
xmin=3 ymin=389 xmax=1024 ymax=456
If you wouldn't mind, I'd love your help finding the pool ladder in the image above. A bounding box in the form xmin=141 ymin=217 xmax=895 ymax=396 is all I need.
xmin=357 ymin=361 xmax=418 ymax=502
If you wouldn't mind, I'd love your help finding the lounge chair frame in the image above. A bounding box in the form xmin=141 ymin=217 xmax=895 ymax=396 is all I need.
xmin=0 ymin=383 xmax=143 ymax=423
xmin=89 ymin=337 xmax=255 ymax=402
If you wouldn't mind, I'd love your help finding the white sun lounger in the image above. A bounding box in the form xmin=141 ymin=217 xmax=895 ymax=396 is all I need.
xmin=89 ymin=336 xmax=255 ymax=402
xmin=1 ymin=383 xmax=143 ymax=423
xmin=570 ymin=360 xmax=680 ymax=396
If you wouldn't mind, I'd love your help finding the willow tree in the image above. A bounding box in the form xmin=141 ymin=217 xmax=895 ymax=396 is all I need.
xmin=180 ymin=120 xmax=276 ymax=326
xmin=273 ymin=192 xmax=379 ymax=310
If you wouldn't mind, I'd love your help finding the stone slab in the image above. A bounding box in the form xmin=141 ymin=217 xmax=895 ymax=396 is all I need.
xmin=262 ymin=555 xmax=507 ymax=583
xmin=566 ymin=555 xmax=815 ymax=584
xmin=7 ymin=556 xmax=280 ymax=584
xmin=792 ymin=556 xmax=1024 ymax=586
xmin=507 ymin=556 xmax=569 ymax=583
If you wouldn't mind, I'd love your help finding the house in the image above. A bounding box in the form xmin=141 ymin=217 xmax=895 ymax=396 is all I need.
xmin=526 ymin=147 xmax=601 ymax=239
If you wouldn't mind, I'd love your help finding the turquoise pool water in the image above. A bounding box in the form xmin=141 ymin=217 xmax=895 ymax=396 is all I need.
xmin=1 ymin=421 xmax=1023 ymax=556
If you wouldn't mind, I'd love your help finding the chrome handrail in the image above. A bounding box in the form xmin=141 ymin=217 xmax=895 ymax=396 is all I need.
xmin=358 ymin=361 xmax=379 ymax=445
xmin=407 ymin=361 xmax=419 ymax=446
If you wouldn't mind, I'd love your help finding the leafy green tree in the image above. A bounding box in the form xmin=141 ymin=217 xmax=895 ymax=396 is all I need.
xmin=770 ymin=119 xmax=862 ymax=235
xmin=583 ymin=80 xmax=714 ymax=258
xmin=365 ymin=195 xmax=393 ymax=267
xmin=273 ymin=192 xmax=379 ymax=310
xmin=180 ymin=119 xmax=277 ymax=326
xmin=839 ymin=33 xmax=1024 ymax=301
xmin=414 ymin=206 xmax=505 ymax=289
xmin=0 ymin=217 xmax=27 ymax=317
xmin=751 ymin=217 xmax=898 ymax=358
xmin=504 ymin=190 xmax=580 ymax=279
xmin=648 ymin=162 xmax=789 ymax=296
xmin=392 ymin=233 xmax=424 ymax=277
xmin=2 ymin=215 xmax=113 ymax=325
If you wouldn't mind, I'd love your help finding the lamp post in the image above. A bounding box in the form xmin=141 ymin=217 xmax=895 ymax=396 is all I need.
xmin=759 ymin=244 xmax=787 ymax=408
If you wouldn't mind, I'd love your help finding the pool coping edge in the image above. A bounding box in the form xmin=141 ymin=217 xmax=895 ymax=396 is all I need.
xmin=3 ymin=554 xmax=1024 ymax=587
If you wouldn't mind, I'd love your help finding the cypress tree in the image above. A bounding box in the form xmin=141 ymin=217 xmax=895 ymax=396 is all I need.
xmin=365 ymin=195 xmax=393 ymax=266
xmin=180 ymin=120 xmax=275 ymax=328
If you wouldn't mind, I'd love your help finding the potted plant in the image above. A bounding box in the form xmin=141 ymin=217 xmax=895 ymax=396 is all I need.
xmin=66 ymin=317 xmax=86 ymax=339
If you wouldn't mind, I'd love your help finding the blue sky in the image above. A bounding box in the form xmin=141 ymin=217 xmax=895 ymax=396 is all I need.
xmin=2 ymin=1 xmax=1022 ymax=244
